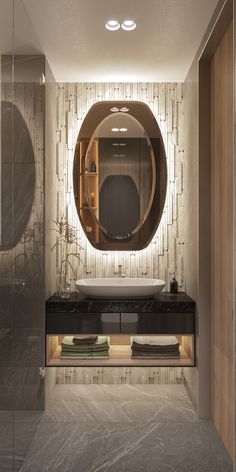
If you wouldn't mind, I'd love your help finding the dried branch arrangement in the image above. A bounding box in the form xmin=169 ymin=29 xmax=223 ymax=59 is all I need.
xmin=52 ymin=216 xmax=83 ymax=295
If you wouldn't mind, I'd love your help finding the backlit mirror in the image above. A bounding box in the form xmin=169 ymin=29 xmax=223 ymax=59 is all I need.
xmin=73 ymin=101 xmax=167 ymax=250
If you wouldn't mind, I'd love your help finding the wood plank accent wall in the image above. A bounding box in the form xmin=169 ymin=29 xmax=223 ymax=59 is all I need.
xmin=210 ymin=21 xmax=233 ymax=457
xmin=56 ymin=83 xmax=185 ymax=288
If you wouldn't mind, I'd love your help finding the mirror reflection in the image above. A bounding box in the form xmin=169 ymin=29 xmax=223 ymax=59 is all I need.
xmin=84 ymin=112 xmax=156 ymax=240
xmin=0 ymin=101 xmax=35 ymax=250
xmin=73 ymin=101 xmax=167 ymax=251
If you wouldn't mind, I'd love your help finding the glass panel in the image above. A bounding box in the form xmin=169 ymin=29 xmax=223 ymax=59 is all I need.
xmin=0 ymin=1 xmax=45 ymax=470
xmin=0 ymin=1 xmax=14 ymax=470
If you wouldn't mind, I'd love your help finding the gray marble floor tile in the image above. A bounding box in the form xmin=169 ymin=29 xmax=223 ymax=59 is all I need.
xmin=43 ymin=384 xmax=197 ymax=423
xmin=42 ymin=397 xmax=198 ymax=423
xmin=13 ymin=422 xmax=40 ymax=472
xmin=14 ymin=411 xmax=43 ymax=423
xmin=18 ymin=385 xmax=233 ymax=472
xmin=19 ymin=421 xmax=232 ymax=472
xmin=48 ymin=384 xmax=192 ymax=403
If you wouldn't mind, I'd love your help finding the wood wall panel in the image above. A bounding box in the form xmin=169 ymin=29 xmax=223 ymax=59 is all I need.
xmin=55 ymin=83 xmax=185 ymax=289
xmin=210 ymin=21 xmax=233 ymax=457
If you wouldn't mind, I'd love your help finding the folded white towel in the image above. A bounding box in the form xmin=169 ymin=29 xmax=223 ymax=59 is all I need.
xmin=130 ymin=336 xmax=179 ymax=346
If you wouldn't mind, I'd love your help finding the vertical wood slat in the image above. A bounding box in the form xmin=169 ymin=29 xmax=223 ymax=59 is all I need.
xmin=56 ymin=366 xmax=184 ymax=385
xmin=55 ymin=82 xmax=185 ymax=289
xmin=210 ymin=21 xmax=233 ymax=458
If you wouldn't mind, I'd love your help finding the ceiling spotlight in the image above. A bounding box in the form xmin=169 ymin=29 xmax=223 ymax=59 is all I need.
xmin=111 ymin=127 xmax=120 ymax=132
xmin=120 ymin=127 xmax=128 ymax=132
xmin=119 ymin=143 xmax=127 ymax=146
xmin=120 ymin=107 xmax=129 ymax=112
xmin=112 ymin=143 xmax=120 ymax=146
xmin=105 ymin=20 xmax=120 ymax=31
xmin=110 ymin=107 xmax=119 ymax=112
xmin=121 ymin=20 xmax=136 ymax=31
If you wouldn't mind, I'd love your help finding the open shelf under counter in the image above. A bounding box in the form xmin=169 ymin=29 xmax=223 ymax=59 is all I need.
xmin=46 ymin=334 xmax=195 ymax=367
xmin=45 ymin=292 xmax=196 ymax=367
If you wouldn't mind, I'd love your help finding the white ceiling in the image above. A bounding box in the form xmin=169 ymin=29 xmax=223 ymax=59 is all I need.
xmin=20 ymin=0 xmax=218 ymax=82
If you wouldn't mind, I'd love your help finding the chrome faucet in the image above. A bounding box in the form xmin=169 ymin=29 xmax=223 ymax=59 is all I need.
xmin=114 ymin=264 xmax=126 ymax=277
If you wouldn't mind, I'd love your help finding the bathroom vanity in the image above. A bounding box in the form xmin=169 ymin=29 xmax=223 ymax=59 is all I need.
xmin=46 ymin=291 xmax=195 ymax=367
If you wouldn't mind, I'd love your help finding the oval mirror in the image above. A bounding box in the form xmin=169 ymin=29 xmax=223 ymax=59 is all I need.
xmin=73 ymin=101 xmax=167 ymax=251
xmin=0 ymin=101 xmax=35 ymax=250
xmin=84 ymin=112 xmax=156 ymax=239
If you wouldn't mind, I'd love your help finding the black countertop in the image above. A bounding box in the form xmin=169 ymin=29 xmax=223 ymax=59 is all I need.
xmin=46 ymin=291 xmax=195 ymax=314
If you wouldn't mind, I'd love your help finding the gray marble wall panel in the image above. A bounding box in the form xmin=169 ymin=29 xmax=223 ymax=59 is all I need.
xmin=0 ymin=367 xmax=44 ymax=411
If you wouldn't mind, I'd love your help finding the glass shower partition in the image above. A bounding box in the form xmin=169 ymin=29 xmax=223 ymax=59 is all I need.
xmin=0 ymin=1 xmax=45 ymax=470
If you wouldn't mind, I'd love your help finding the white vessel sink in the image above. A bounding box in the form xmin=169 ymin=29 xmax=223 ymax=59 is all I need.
xmin=76 ymin=278 xmax=165 ymax=298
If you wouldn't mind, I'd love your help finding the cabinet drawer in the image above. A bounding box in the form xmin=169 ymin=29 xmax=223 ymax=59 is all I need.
xmin=46 ymin=312 xmax=120 ymax=334
xmin=121 ymin=312 xmax=195 ymax=334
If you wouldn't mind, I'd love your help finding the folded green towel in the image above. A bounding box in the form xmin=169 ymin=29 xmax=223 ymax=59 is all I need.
xmin=61 ymin=336 xmax=110 ymax=352
xmin=61 ymin=349 xmax=109 ymax=359
xmin=61 ymin=345 xmax=109 ymax=353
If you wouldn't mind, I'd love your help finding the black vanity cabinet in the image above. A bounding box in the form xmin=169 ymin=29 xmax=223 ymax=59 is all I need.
xmin=46 ymin=292 xmax=195 ymax=367
xmin=46 ymin=312 xmax=121 ymax=335
xmin=120 ymin=312 xmax=195 ymax=335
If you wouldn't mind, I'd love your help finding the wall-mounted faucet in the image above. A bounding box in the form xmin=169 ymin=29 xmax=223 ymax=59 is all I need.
xmin=114 ymin=264 xmax=126 ymax=278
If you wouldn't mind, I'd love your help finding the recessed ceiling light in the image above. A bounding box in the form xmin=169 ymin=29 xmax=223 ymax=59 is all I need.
xmin=112 ymin=143 xmax=120 ymax=146
xmin=120 ymin=143 xmax=127 ymax=146
xmin=120 ymin=127 xmax=128 ymax=132
xmin=120 ymin=107 xmax=129 ymax=112
xmin=111 ymin=127 xmax=120 ymax=132
xmin=110 ymin=107 xmax=119 ymax=112
xmin=105 ymin=20 xmax=120 ymax=31
xmin=121 ymin=20 xmax=136 ymax=31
